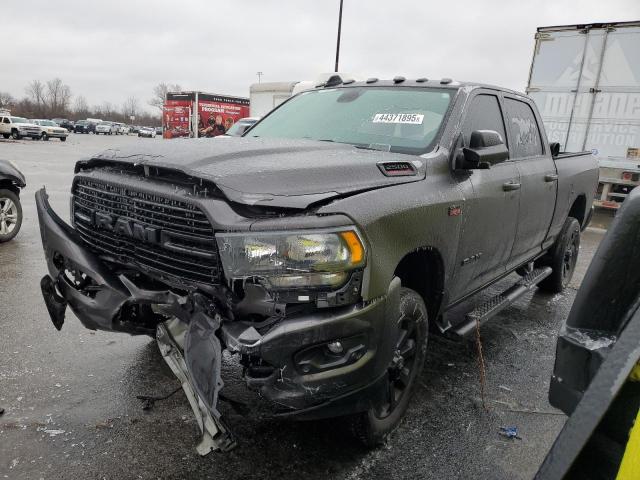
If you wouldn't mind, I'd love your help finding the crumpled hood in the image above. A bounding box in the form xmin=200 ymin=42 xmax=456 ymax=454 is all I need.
xmin=83 ymin=137 xmax=426 ymax=208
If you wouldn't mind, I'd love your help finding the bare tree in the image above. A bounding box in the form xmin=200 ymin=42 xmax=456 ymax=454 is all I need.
xmin=101 ymin=101 xmax=115 ymax=120
xmin=149 ymin=82 xmax=181 ymax=112
xmin=73 ymin=95 xmax=89 ymax=119
xmin=46 ymin=78 xmax=72 ymax=117
xmin=121 ymin=96 xmax=140 ymax=121
xmin=0 ymin=91 xmax=15 ymax=110
xmin=26 ymin=80 xmax=47 ymax=116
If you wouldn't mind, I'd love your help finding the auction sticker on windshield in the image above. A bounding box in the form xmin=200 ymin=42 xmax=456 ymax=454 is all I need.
xmin=372 ymin=113 xmax=424 ymax=124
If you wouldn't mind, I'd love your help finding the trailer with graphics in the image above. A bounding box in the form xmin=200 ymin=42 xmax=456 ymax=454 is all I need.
xmin=163 ymin=91 xmax=250 ymax=139
xmin=526 ymin=21 xmax=640 ymax=210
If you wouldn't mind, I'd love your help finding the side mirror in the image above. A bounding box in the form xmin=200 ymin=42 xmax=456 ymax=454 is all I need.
xmin=549 ymin=142 xmax=561 ymax=158
xmin=455 ymin=130 xmax=509 ymax=170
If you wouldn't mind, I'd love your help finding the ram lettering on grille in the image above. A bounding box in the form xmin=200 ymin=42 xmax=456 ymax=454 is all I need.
xmin=72 ymin=179 xmax=221 ymax=286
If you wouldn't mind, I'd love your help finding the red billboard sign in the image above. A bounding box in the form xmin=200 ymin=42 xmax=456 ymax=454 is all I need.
xmin=163 ymin=92 xmax=250 ymax=139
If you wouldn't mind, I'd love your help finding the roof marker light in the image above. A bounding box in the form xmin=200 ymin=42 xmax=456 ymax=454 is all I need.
xmin=393 ymin=76 xmax=406 ymax=83
xmin=440 ymin=78 xmax=453 ymax=84
xmin=366 ymin=77 xmax=378 ymax=83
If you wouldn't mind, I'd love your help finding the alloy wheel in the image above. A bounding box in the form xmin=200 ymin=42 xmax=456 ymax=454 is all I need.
xmin=375 ymin=315 xmax=419 ymax=419
xmin=0 ymin=197 xmax=19 ymax=235
xmin=562 ymin=228 xmax=579 ymax=285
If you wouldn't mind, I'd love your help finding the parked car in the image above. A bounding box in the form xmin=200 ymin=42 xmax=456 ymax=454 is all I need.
xmin=129 ymin=125 xmax=140 ymax=134
xmin=52 ymin=118 xmax=75 ymax=132
xmin=223 ymin=117 xmax=260 ymax=137
xmin=155 ymin=126 xmax=163 ymax=136
xmin=118 ymin=124 xmax=131 ymax=135
xmin=0 ymin=159 xmax=26 ymax=242
xmin=74 ymin=120 xmax=96 ymax=134
xmin=95 ymin=122 xmax=118 ymax=135
xmin=138 ymin=126 xmax=156 ymax=138
xmin=36 ymin=78 xmax=598 ymax=454
xmin=0 ymin=115 xmax=41 ymax=140
xmin=30 ymin=119 xmax=69 ymax=141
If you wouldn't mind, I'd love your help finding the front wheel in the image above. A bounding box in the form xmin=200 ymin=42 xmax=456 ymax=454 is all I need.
xmin=60 ymin=137 xmax=67 ymax=142
xmin=349 ymin=287 xmax=428 ymax=447
xmin=41 ymin=132 xmax=49 ymax=141
xmin=0 ymin=189 xmax=23 ymax=242
xmin=537 ymin=217 xmax=581 ymax=293
xmin=11 ymin=130 xmax=21 ymax=140
xmin=2 ymin=133 xmax=9 ymax=139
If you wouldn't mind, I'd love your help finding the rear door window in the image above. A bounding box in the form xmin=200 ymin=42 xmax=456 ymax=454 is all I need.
xmin=504 ymin=98 xmax=544 ymax=158
xmin=461 ymin=94 xmax=507 ymax=147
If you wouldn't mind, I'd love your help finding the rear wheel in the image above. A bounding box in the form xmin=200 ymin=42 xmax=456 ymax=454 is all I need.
xmin=537 ymin=217 xmax=581 ymax=293
xmin=0 ymin=189 xmax=23 ymax=242
xmin=349 ymin=287 xmax=428 ymax=447
xmin=2 ymin=133 xmax=9 ymax=139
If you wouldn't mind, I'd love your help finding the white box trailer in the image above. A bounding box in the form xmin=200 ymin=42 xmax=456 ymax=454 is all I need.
xmin=526 ymin=21 xmax=640 ymax=209
xmin=249 ymin=82 xmax=300 ymax=117
xmin=249 ymin=73 xmax=363 ymax=118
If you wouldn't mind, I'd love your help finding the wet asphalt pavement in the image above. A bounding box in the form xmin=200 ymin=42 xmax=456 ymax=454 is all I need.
xmin=0 ymin=133 xmax=612 ymax=479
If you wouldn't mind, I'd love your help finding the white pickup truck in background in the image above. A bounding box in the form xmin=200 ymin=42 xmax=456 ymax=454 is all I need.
xmin=0 ymin=115 xmax=42 ymax=140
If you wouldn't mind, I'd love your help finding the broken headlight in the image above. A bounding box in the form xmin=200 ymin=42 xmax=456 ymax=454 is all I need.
xmin=215 ymin=229 xmax=366 ymax=289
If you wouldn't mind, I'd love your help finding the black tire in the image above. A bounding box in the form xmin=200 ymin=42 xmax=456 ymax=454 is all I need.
xmin=2 ymin=133 xmax=9 ymax=139
xmin=11 ymin=130 xmax=21 ymax=140
xmin=537 ymin=217 xmax=581 ymax=293
xmin=60 ymin=137 xmax=66 ymax=142
xmin=41 ymin=132 xmax=49 ymax=141
xmin=349 ymin=287 xmax=429 ymax=447
xmin=0 ymin=189 xmax=23 ymax=242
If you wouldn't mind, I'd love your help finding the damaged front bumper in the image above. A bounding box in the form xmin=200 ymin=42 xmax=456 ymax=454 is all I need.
xmin=36 ymin=188 xmax=398 ymax=452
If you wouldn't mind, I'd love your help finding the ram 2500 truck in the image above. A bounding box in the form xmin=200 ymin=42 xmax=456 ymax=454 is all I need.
xmin=36 ymin=78 xmax=599 ymax=454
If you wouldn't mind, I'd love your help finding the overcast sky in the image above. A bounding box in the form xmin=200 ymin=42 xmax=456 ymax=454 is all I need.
xmin=2 ymin=0 xmax=638 ymax=114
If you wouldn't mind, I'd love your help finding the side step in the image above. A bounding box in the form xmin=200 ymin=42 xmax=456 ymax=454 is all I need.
xmin=451 ymin=267 xmax=552 ymax=338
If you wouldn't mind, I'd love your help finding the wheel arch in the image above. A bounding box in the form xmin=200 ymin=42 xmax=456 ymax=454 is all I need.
xmin=568 ymin=194 xmax=587 ymax=227
xmin=393 ymin=247 xmax=445 ymax=321
xmin=0 ymin=180 xmax=20 ymax=196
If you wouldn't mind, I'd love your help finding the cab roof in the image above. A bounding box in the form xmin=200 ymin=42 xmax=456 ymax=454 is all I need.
xmin=316 ymin=76 xmax=527 ymax=98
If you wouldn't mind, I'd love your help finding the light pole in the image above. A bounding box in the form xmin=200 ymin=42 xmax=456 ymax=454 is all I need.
xmin=334 ymin=0 xmax=344 ymax=72
xmin=256 ymin=71 xmax=263 ymax=83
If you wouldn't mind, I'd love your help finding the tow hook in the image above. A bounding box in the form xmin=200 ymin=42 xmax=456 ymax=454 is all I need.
xmin=157 ymin=318 xmax=236 ymax=455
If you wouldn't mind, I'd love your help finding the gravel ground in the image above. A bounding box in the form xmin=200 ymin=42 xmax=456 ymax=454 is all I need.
xmin=0 ymin=133 xmax=609 ymax=479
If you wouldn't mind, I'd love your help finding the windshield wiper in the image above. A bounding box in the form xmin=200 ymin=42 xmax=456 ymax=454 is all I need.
xmin=355 ymin=143 xmax=391 ymax=152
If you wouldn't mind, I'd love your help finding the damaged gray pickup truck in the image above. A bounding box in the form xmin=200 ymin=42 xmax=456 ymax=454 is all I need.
xmin=36 ymin=78 xmax=599 ymax=454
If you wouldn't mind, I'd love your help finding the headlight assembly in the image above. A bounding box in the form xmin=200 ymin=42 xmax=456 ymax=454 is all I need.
xmin=215 ymin=229 xmax=366 ymax=289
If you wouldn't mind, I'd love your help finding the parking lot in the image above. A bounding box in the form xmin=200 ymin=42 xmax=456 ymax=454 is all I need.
xmin=0 ymin=133 xmax=612 ymax=479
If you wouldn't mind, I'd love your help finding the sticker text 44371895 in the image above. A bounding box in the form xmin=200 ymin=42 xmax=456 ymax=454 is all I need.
xmin=372 ymin=113 xmax=424 ymax=124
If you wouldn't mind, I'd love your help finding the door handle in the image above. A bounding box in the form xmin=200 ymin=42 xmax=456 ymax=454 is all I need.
xmin=545 ymin=174 xmax=559 ymax=182
xmin=502 ymin=182 xmax=521 ymax=191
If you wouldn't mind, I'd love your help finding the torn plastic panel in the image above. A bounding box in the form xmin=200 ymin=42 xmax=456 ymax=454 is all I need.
xmin=157 ymin=319 xmax=235 ymax=455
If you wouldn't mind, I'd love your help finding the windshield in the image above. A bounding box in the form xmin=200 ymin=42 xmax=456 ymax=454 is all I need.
xmin=77 ymin=121 xmax=87 ymax=125
xmin=10 ymin=117 xmax=28 ymax=123
xmin=99 ymin=122 xmax=111 ymax=126
xmin=40 ymin=120 xmax=56 ymax=126
xmin=247 ymin=87 xmax=453 ymax=154
xmin=227 ymin=120 xmax=255 ymax=136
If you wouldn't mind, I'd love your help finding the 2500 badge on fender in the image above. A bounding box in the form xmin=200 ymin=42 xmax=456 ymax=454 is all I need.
xmin=36 ymin=77 xmax=598 ymax=455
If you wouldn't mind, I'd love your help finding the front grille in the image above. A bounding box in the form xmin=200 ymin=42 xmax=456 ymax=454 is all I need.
xmin=72 ymin=178 xmax=221 ymax=286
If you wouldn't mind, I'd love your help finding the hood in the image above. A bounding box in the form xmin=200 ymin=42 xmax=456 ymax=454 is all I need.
xmin=15 ymin=122 xmax=39 ymax=128
xmin=81 ymin=137 xmax=427 ymax=208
